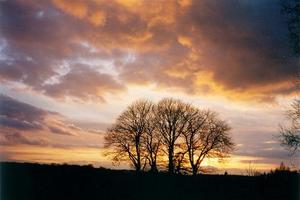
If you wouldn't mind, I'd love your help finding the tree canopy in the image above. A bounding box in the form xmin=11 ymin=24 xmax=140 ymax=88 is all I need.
xmin=104 ymin=98 xmax=235 ymax=174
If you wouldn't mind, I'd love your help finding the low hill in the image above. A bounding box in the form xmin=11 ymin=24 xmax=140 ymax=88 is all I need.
xmin=0 ymin=162 xmax=299 ymax=200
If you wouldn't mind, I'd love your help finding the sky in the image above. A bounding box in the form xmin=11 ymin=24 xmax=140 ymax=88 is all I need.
xmin=0 ymin=0 xmax=299 ymax=174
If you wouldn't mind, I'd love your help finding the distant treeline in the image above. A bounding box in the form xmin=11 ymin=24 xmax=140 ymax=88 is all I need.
xmin=1 ymin=162 xmax=299 ymax=200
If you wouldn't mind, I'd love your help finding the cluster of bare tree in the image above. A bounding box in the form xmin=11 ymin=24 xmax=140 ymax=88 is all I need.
xmin=104 ymin=98 xmax=234 ymax=175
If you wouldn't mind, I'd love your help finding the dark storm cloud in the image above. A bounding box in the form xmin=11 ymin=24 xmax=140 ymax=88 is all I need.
xmin=0 ymin=0 xmax=298 ymax=102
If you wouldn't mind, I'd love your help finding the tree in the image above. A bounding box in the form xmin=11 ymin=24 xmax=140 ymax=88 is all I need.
xmin=104 ymin=100 xmax=154 ymax=171
xmin=279 ymin=0 xmax=300 ymax=155
xmin=277 ymin=161 xmax=291 ymax=172
xmin=105 ymin=98 xmax=235 ymax=174
xmin=245 ymin=161 xmax=260 ymax=176
xmin=154 ymin=98 xmax=191 ymax=173
xmin=279 ymin=98 xmax=300 ymax=154
xmin=142 ymin=106 xmax=162 ymax=172
xmin=183 ymin=110 xmax=234 ymax=175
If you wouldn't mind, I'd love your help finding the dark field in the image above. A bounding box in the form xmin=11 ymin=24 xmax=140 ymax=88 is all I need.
xmin=1 ymin=162 xmax=299 ymax=200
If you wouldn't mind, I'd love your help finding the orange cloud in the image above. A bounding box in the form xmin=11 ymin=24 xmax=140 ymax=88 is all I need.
xmin=0 ymin=0 xmax=298 ymax=104
xmin=88 ymin=10 xmax=106 ymax=27
xmin=53 ymin=0 xmax=88 ymax=19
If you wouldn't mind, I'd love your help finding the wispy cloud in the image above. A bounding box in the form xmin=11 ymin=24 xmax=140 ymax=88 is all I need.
xmin=0 ymin=94 xmax=102 ymax=146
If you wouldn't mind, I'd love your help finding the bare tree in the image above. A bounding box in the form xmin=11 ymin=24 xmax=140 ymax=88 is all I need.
xmin=142 ymin=107 xmax=162 ymax=172
xmin=183 ymin=110 xmax=234 ymax=175
xmin=245 ymin=161 xmax=260 ymax=176
xmin=279 ymin=98 xmax=300 ymax=154
xmin=105 ymin=98 xmax=235 ymax=174
xmin=104 ymin=100 xmax=154 ymax=171
xmin=154 ymin=98 xmax=191 ymax=173
xmin=183 ymin=108 xmax=210 ymax=175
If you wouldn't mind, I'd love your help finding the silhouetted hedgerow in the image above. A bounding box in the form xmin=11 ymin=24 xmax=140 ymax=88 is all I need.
xmin=1 ymin=162 xmax=299 ymax=200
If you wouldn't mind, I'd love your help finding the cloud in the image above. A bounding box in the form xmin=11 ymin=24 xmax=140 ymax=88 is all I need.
xmin=0 ymin=95 xmax=85 ymax=144
xmin=0 ymin=132 xmax=48 ymax=146
xmin=235 ymin=146 xmax=292 ymax=161
xmin=0 ymin=0 xmax=125 ymax=102
xmin=0 ymin=0 xmax=298 ymax=103
xmin=0 ymin=94 xmax=55 ymax=130
xmin=73 ymin=121 xmax=110 ymax=132
xmin=0 ymin=116 xmax=43 ymax=130
xmin=117 ymin=0 xmax=298 ymax=101
xmin=0 ymin=94 xmax=49 ymax=121
xmin=42 ymin=64 xmax=125 ymax=102
xmin=180 ymin=0 xmax=298 ymax=94
xmin=48 ymin=126 xmax=76 ymax=136
xmin=0 ymin=95 xmax=106 ymax=150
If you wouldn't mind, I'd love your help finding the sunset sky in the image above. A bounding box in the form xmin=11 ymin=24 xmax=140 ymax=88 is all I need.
xmin=0 ymin=0 xmax=299 ymax=174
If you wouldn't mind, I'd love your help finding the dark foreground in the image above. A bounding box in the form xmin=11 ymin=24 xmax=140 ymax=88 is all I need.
xmin=1 ymin=162 xmax=299 ymax=200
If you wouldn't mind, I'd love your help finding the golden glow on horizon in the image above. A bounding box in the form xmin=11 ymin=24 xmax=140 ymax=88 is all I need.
xmin=0 ymin=145 xmax=281 ymax=173
xmin=202 ymin=156 xmax=279 ymax=172
xmin=1 ymin=145 xmax=108 ymax=166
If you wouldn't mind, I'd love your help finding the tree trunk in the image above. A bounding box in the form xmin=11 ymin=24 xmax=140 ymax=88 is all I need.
xmin=168 ymin=146 xmax=174 ymax=173
xmin=135 ymin=136 xmax=141 ymax=172
xmin=150 ymin=163 xmax=158 ymax=173
xmin=192 ymin=165 xmax=197 ymax=176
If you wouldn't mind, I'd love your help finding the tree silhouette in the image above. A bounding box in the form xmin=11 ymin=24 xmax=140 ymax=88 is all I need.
xmin=154 ymin=98 xmax=191 ymax=173
xmin=279 ymin=98 xmax=300 ymax=154
xmin=277 ymin=0 xmax=300 ymax=154
xmin=105 ymin=98 xmax=235 ymax=174
xmin=142 ymin=105 xmax=161 ymax=172
xmin=183 ymin=110 xmax=234 ymax=175
xmin=104 ymin=100 xmax=154 ymax=171
xmin=245 ymin=161 xmax=260 ymax=176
